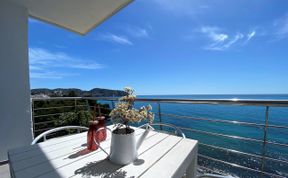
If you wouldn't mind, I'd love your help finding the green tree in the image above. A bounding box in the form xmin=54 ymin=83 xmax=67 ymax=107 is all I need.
xmin=67 ymin=91 xmax=77 ymax=97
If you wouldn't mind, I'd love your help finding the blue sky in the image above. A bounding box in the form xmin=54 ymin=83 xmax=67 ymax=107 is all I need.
xmin=29 ymin=0 xmax=288 ymax=95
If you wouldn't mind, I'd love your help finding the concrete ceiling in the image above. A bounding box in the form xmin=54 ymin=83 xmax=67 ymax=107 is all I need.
xmin=14 ymin=0 xmax=133 ymax=35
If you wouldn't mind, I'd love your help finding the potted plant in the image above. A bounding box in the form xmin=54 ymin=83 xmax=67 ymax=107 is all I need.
xmin=106 ymin=87 xmax=154 ymax=165
xmin=110 ymin=87 xmax=154 ymax=133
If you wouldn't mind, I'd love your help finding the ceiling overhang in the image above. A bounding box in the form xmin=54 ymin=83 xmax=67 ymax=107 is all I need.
xmin=14 ymin=0 xmax=133 ymax=35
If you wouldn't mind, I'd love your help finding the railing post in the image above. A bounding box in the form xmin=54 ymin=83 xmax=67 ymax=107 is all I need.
xmin=85 ymin=99 xmax=91 ymax=125
xmin=74 ymin=99 xmax=77 ymax=111
xmin=260 ymin=106 xmax=269 ymax=177
xmin=85 ymin=99 xmax=90 ymax=112
xmin=157 ymin=102 xmax=163 ymax=130
xmin=111 ymin=100 xmax=115 ymax=109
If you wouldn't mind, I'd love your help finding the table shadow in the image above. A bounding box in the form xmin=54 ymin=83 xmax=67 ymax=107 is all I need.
xmin=9 ymin=144 xmax=64 ymax=178
xmin=133 ymin=159 xmax=145 ymax=166
xmin=74 ymin=159 xmax=135 ymax=178
xmin=68 ymin=148 xmax=92 ymax=159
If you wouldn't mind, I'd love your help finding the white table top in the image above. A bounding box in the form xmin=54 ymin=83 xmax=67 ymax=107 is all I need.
xmin=8 ymin=126 xmax=198 ymax=178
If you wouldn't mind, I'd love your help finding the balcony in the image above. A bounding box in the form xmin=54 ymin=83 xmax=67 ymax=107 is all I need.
xmin=1 ymin=97 xmax=279 ymax=177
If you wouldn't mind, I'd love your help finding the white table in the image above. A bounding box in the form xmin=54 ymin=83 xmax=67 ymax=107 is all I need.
xmin=8 ymin=126 xmax=198 ymax=178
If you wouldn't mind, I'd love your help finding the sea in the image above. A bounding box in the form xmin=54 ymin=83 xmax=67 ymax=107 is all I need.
xmin=102 ymin=94 xmax=288 ymax=177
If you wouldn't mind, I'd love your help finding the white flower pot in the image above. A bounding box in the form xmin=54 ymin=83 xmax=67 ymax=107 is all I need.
xmin=95 ymin=126 xmax=150 ymax=165
xmin=109 ymin=128 xmax=138 ymax=165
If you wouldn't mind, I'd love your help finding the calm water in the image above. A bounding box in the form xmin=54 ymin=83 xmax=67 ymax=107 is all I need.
xmin=103 ymin=95 xmax=288 ymax=177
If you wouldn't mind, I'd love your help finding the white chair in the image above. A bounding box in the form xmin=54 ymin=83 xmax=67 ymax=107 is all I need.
xmin=139 ymin=122 xmax=186 ymax=138
xmin=197 ymin=174 xmax=235 ymax=178
xmin=31 ymin=126 xmax=88 ymax=145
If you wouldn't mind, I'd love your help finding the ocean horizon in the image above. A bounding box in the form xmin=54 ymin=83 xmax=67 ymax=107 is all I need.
xmin=138 ymin=94 xmax=288 ymax=99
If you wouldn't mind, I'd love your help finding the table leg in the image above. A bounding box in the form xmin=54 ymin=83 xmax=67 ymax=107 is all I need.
xmin=186 ymin=146 xmax=198 ymax=178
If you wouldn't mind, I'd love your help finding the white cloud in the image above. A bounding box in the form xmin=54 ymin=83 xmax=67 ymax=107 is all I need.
xmin=274 ymin=14 xmax=288 ymax=39
xmin=125 ymin=26 xmax=150 ymax=38
xmin=29 ymin=48 xmax=103 ymax=69
xmin=200 ymin=26 xmax=228 ymax=43
xmin=197 ymin=26 xmax=255 ymax=51
xmin=98 ymin=25 xmax=151 ymax=46
xmin=30 ymin=72 xmax=76 ymax=79
xmin=101 ymin=33 xmax=133 ymax=45
xmin=29 ymin=48 xmax=103 ymax=79
xmin=68 ymin=63 xmax=103 ymax=70
xmin=29 ymin=48 xmax=65 ymax=65
xmin=222 ymin=33 xmax=244 ymax=49
xmin=247 ymin=31 xmax=256 ymax=41
xmin=243 ymin=30 xmax=256 ymax=44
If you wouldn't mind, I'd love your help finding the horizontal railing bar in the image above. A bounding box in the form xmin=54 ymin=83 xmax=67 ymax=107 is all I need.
xmin=34 ymin=112 xmax=109 ymax=119
xmin=162 ymin=113 xmax=265 ymax=128
xmin=34 ymin=105 xmax=87 ymax=111
xmin=35 ymin=125 xmax=88 ymax=133
xmin=180 ymin=126 xmax=288 ymax=147
xmin=34 ymin=113 xmax=61 ymax=117
xmin=34 ymin=112 xmax=71 ymax=118
xmin=34 ymin=127 xmax=56 ymax=133
xmin=199 ymin=143 xmax=288 ymax=165
xmin=74 ymin=105 xmax=87 ymax=107
xmin=266 ymin=140 xmax=288 ymax=147
xmin=31 ymin=96 xmax=288 ymax=107
xmin=267 ymin=124 xmax=288 ymax=129
xmin=89 ymin=106 xmax=110 ymax=109
xmin=32 ymin=97 xmax=83 ymax=101
xmin=197 ymin=165 xmax=224 ymax=175
xmin=179 ymin=126 xmax=263 ymax=143
xmin=197 ymin=166 xmax=239 ymax=177
xmin=34 ymin=120 xmax=55 ymax=125
xmin=200 ymin=142 xmax=261 ymax=158
xmin=163 ymin=113 xmax=288 ymax=130
xmin=83 ymin=97 xmax=288 ymax=107
xmin=198 ymin=154 xmax=285 ymax=178
xmin=34 ymin=106 xmax=74 ymax=110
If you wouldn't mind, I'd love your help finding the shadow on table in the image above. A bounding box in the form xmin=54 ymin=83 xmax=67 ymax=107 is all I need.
xmin=74 ymin=159 xmax=136 ymax=178
xmin=68 ymin=148 xmax=92 ymax=159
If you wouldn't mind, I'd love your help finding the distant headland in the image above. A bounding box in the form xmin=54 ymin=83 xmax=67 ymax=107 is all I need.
xmin=31 ymin=88 xmax=126 ymax=98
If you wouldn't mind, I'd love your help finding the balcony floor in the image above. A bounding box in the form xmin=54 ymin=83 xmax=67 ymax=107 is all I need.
xmin=0 ymin=163 xmax=10 ymax=178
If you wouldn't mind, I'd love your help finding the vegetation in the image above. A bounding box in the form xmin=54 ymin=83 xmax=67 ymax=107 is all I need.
xmin=31 ymin=88 xmax=126 ymax=97
xmin=32 ymin=99 xmax=111 ymax=137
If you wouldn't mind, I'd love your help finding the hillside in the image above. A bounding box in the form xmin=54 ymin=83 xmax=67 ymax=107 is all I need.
xmin=31 ymin=88 xmax=126 ymax=97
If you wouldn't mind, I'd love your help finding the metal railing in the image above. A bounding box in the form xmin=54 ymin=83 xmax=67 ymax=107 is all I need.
xmin=31 ymin=97 xmax=288 ymax=178
xmin=31 ymin=97 xmax=111 ymax=136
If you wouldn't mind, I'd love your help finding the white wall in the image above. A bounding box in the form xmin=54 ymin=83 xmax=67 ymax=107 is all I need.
xmin=0 ymin=1 xmax=33 ymax=161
